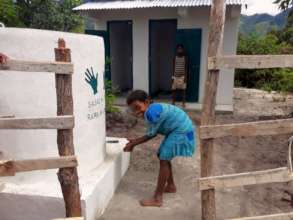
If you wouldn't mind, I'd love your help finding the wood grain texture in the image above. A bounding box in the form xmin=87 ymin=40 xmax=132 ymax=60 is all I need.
xmin=228 ymin=212 xmax=293 ymax=220
xmin=200 ymin=0 xmax=226 ymax=219
xmin=0 ymin=115 xmax=14 ymax=118
xmin=0 ymin=160 xmax=15 ymax=176
xmin=199 ymin=118 xmax=293 ymax=139
xmin=208 ymin=55 xmax=293 ymax=70
xmin=52 ymin=217 xmax=84 ymax=220
xmin=199 ymin=167 xmax=293 ymax=190
xmin=55 ymin=38 xmax=82 ymax=217
xmin=0 ymin=116 xmax=74 ymax=129
xmin=0 ymin=156 xmax=77 ymax=176
xmin=0 ymin=59 xmax=73 ymax=74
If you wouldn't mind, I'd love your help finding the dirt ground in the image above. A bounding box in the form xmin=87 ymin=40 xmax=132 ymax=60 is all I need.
xmin=98 ymin=88 xmax=293 ymax=220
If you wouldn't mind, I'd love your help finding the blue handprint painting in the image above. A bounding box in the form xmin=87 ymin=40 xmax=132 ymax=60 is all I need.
xmin=85 ymin=67 xmax=98 ymax=95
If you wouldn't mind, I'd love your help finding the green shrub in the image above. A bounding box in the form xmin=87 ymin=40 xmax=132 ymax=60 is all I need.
xmin=235 ymin=33 xmax=293 ymax=93
xmin=261 ymin=69 xmax=293 ymax=92
xmin=105 ymin=79 xmax=119 ymax=113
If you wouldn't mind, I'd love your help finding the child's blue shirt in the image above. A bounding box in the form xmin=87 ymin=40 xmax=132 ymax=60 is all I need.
xmin=144 ymin=103 xmax=194 ymax=137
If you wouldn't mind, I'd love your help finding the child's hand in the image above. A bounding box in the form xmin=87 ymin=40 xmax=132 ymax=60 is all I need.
xmin=123 ymin=145 xmax=133 ymax=152
xmin=123 ymin=139 xmax=136 ymax=152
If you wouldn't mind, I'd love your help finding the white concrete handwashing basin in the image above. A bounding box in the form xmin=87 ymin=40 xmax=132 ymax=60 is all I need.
xmin=0 ymin=28 xmax=130 ymax=220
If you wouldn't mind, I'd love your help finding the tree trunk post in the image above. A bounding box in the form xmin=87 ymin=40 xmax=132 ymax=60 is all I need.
xmin=55 ymin=38 xmax=82 ymax=217
xmin=200 ymin=0 xmax=226 ymax=220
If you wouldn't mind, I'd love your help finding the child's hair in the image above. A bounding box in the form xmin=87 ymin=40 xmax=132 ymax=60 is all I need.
xmin=127 ymin=90 xmax=150 ymax=105
xmin=176 ymin=44 xmax=184 ymax=50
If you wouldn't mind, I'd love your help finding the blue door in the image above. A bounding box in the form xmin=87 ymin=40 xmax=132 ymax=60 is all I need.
xmin=176 ymin=29 xmax=202 ymax=102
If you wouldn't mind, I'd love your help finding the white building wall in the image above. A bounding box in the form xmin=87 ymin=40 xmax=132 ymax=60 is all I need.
xmin=132 ymin=18 xmax=149 ymax=91
xmin=86 ymin=5 xmax=241 ymax=106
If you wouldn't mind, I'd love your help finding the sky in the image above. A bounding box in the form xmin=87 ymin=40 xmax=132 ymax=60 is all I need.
xmin=241 ymin=0 xmax=282 ymax=15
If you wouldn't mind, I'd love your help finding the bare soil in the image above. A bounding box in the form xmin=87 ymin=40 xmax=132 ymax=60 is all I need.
xmin=98 ymin=88 xmax=293 ymax=220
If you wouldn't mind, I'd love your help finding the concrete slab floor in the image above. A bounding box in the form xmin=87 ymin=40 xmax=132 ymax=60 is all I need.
xmin=97 ymin=153 xmax=201 ymax=220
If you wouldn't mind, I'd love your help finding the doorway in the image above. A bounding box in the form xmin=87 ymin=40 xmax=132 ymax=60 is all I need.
xmin=176 ymin=29 xmax=202 ymax=102
xmin=108 ymin=21 xmax=133 ymax=92
xmin=149 ymin=19 xmax=177 ymax=97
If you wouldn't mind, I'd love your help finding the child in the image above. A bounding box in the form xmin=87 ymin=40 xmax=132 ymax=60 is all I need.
xmin=172 ymin=44 xmax=188 ymax=107
xmin=124 ymin=90 xmax=196 ymax=207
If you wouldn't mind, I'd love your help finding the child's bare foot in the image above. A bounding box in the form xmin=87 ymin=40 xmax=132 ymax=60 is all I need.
xmin=164 ymin=185 xmax=177 ymax=193
xmin=140 ymin=197 xmax=162 ymax=207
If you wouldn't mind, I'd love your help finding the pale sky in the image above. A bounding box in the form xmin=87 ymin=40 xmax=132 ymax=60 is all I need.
xmin=241 ymin=0 xmax=282 ymax=15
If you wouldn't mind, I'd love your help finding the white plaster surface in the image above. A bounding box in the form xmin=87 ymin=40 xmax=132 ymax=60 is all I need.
xmin=0 ymin=28 xmax=130 ymax=220
xmin=84 ymin=5 xmax=241 ymax=106
xmin=0 ymin=137 xmax=130 ymax=220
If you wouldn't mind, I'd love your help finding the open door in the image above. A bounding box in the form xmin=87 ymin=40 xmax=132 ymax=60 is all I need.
xmin=176 ymin=29 xmax=202 ymax=102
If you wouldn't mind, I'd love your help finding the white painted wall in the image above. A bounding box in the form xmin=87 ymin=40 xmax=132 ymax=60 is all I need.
xmin=0 ymin=27 xmax=106 ymax=175
xmin=0 ymin=27 xmax=110 ymax=220
xmin=85 ymin=5 xmax=241 ymax=106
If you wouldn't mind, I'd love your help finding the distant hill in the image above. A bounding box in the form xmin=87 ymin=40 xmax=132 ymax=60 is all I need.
xmin=240 ymin=9 xmax=291 ymax=36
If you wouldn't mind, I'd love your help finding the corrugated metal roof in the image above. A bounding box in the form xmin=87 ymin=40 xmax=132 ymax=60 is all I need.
xmin=73 ymin=0 xmax=245 ymax=11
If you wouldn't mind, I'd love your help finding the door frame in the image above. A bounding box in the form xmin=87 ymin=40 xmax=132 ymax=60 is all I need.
xmin=107 ymin=20 xmax=134 ymax=90
xmin=148 ymin=19 xmax=178 ymax=97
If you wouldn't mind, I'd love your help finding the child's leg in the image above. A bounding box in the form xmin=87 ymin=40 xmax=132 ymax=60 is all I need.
xmin=182 ymin=89 xmax=186 ymax=108
xmin=172 ymin=90 xmax=176 ymax=105
xmin=140 ymin=160 xmax=170 ymax=207
xmin=164 ymin=161 xmax=177 ymax=193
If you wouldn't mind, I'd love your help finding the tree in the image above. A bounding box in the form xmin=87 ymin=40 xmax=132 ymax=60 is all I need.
xmin=0 ymin=0 xmax=22 ymax=27
xmin=274 ymin=0 xmax=293 ymax=10
xmin=235 ymin=0 xmax=293 ymax=92
xmin=59 ymin=0 xmax=84 ymax=32
xmin=17 ymin=0 xmax=83 ymax=32
xmin=236 ymin=33 xmax=293 ymax=92
xmin=272 ymin=3 xmax=293 ymax=47
xmin=1 ymin=0 xmax=83 ymax=32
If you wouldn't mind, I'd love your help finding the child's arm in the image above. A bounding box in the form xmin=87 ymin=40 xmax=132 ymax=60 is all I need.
xmin=124 ymin=135 xmax=156 ymax=152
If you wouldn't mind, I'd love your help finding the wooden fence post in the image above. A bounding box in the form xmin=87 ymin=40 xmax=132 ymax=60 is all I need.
xmin=55 ymin=38 xmax=82 ymax=217
xmin=200 ymin=0 xmax=226 ymax=220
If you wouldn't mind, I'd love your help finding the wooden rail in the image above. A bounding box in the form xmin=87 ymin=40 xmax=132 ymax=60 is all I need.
xmin=0 ymin=156 xmax=78 ymax=176
xmin=0 ymin=116 xmax=74 ymax=129
xmin=199 ymin=167 xmax=293 ymax=190
xmin=228 ymin=212 xmax=293 ymax=220
xmin=52 ymin=218 xmax=84 ymax=220
xmin=208 ymin=55 xmax=293 ymax=70
xmin=199 ymin=118 xmax=293 ymax=140
xmin=0 ymin=115 xmax=14 ymax=118
xmin=0 ymin=59 xmax=73 ymax=74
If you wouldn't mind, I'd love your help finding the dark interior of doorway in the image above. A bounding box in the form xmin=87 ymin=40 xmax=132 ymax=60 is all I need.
xmin=108 ymin=21 xmax=133 ymax=93
xmin=149 ymin=19 xmax=177 ymax=98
